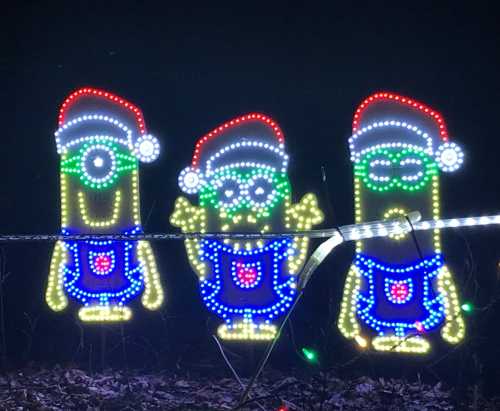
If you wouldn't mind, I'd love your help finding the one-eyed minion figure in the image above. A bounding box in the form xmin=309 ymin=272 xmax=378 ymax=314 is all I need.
xmin=338 ymin=92 xmax=466 ymax=353
xmin=170 ymin=114 xmax=323 ymax=341
xmin=46 ymin=88 xmax=164 ymax=322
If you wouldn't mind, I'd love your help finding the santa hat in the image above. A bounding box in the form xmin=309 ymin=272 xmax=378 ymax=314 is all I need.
xmin=55 ymin=87 xmax=160 ymax=163
xmin=349 ymin=92 xmax=464 ymax=172
xmin=178 ymin=113 xmax=288 ymax=194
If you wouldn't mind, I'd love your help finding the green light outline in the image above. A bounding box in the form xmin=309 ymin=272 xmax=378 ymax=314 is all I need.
xmin=199 ymin=168 xmax=291 ymax=219
xmin=355 ymin=147 xmax=438 ymax=192
xmin=61 ymin=139 xmax=138 ymax=190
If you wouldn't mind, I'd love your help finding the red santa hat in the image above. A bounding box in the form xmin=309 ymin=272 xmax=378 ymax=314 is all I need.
xmin=178 ymin=113 xmax=288 ymax=194
xmin=349 ymin=92 xmax=464 ymax=172
xmin=55 ymin=87 xmax=160 ymax=163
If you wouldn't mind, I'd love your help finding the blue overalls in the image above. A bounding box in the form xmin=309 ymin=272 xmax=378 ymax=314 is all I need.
xmin=199 ymin=238 xmax=295 ymax=325
xmin=62 ymin=228 xmax=144 ymax=307
xmin=355 ymin=254 xmax=446 ymax=337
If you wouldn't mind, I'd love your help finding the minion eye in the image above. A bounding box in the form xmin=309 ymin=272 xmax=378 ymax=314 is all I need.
xmin=368 ymin=158 xmax=392 ymax=182
xmin=61 ymin=139 xmax=138 ymax=190
xmin=248 ymin=177 xmax=274 ymax=205
xmin=217 ymin=179 xmax=241 ymax=207
xmin=82 ymin=145 xmax=117 ymax=183
xmin=399 ymin=157 xmax=424 ymax=182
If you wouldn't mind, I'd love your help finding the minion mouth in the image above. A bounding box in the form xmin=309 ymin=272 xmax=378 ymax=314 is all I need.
xmin=383 ymin=207 xmax=409 ymax=240
xmin=78 ymin=190 xmax=122 ymax=228
xmin=220 ymin=217 xmax=271 ymax=250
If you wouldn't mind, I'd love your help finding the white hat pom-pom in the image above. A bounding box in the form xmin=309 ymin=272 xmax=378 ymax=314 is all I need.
xmin=178 ymin=167 xmax=204 ymax=194
xmin=436 ymin=142 xmax=464 ymax=172
xmin=134 ymin=134 xmax=160 ymax=163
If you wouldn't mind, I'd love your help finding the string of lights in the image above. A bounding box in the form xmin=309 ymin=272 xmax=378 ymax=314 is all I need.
xmin=1 ymin=214 xmax=498 ymax=242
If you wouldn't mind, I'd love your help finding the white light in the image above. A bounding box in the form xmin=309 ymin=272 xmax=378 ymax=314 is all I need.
xmin=205 ymin=139 xmax=288 ymax=177
xmin=349 ymin=120 xmax=434 ymax=163
xmin=436 ymin=142 xmax=464 ymax=172
xmin=178 ymin=167 xmax=204 ymax=194
xmin=55 ymin=114 xmax=133 ymax=154
xmin=93 ymin=156 xmax=104 ymax=168
xmin=185 ymin=172 xmax=200 ymax=188
xmin=139 ymin=140 xmax=155 ymax=157
xmin=134 ymin=134 xmax=160 ymax=163
xmin=255 ymin=186 xmax=265 ymax=195
xmin=441 ymin=148 xmax=458 ymax=166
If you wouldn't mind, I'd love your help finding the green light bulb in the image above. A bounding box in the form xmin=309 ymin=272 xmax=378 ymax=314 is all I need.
xmin=461 ymin=302 xmax=474 ymax=313
xmin=301 ymin=347 xmax=318 ymax=363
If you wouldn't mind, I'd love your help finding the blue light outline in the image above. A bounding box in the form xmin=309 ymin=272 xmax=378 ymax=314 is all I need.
xmin=355 ymin=253 xmax=446 ymax=337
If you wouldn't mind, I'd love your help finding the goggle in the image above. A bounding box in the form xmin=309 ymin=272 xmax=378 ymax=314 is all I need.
xmin=61 ymin=139 xmax=137 ymax=190
xmin=199 ymin=169 xmax=290 ymax=218
xmin=354 ymin=147 xmax=438 ymax=192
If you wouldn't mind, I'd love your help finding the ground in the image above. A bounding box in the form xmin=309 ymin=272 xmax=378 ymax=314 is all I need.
xmin=1 ymin=367 xmax=498 ymax=410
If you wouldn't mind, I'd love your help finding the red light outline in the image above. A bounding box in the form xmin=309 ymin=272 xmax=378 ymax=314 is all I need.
xmin=191 ymin=113 xmax=284 ymax=168
xmin=58 ymin=87 xmax=147 ymax=134
xmin=353 ymin=92 xmax=449 ymax=141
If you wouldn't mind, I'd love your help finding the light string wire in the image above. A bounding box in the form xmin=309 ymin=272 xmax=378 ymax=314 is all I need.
xmin=211 ymin=335 xmax=266 ymax=411
xmin=1 ymin=214 xmax=498 ymax=243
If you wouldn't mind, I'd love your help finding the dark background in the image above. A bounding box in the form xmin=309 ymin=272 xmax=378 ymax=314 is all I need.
xmin=2 ymin=0 xmax=500 ymax=398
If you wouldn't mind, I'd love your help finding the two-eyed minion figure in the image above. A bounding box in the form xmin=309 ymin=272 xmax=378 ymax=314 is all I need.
xmin=46 ymin=88 xmax=164 ymax=322
xmin=171 ymin=114 xmax=323 ymax=341
xmin=338 ymin=93 xmax=466 ymax=353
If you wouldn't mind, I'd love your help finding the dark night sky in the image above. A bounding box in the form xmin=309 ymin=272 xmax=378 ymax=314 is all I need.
xmin=2 ymin=0 xmax=500 ymax=394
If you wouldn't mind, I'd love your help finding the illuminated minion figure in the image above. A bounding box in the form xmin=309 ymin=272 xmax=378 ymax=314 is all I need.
xmin=46 ymin=88 xmax=163 ymax=322
xmin=171 ymin=114 xmax=323 ymax=341
xmin=338 ymin=92 xmax=466 ymax=353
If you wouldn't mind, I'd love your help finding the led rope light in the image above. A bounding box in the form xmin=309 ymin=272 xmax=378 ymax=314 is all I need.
xmin=5 ymin=212 xmax=499 ymax=243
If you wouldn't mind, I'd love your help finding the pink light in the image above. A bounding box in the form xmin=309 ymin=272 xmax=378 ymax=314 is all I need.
xmin=390 ymin=282 xmax=409 ymax=303
xmin=415 ymin=321 xmax=425 ymax=333
xmin=236 ymin=263 xmax=258 ymax=286
xmin=94 ymin=255 xmax=112 ymax=273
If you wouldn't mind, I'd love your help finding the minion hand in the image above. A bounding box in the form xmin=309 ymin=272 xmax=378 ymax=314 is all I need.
xmin=438 ymin=265 xmax=466 ymax=344
xmin=286 ymin=193 xmax=324 ymax=231
xmin=170 ymin=197 xmax=206 ymax=233
xmin=46 ymin=241 xmax=68 ymax=312
xmin=138 ymin=241 xmax=164 ymax=310
xmin=170 ymin=196 xmax=208 ymax=278
xmin=441 ymin=316 xmax=466 ymax=344
xmin=285 ymin=193 xmax=324 ymax=274
xmin=337 ymin=265 xmax=363 ymax=340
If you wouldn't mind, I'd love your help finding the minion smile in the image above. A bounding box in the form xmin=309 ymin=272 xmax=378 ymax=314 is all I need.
xmin=382 ymin=207 xmax=409 ymax=241
xmin=218 ymin=210 xmax=272 ymax=250
xmin=78 ymin=190 xmax=122 ymax=228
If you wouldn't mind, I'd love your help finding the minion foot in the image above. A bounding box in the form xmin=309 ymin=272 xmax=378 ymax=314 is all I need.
xmin=78 ymin=305 xmax=132 ymax=322
xmin=217 ymin=322 xmax=277 ymax=341
xmin=372 ymin=335 xmax=430 ymax=354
